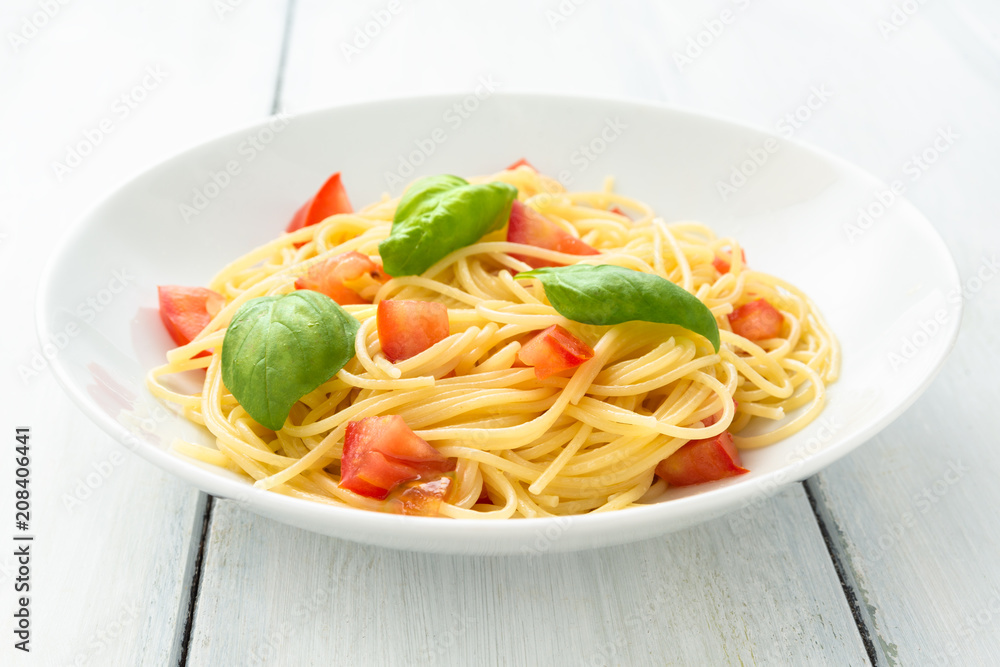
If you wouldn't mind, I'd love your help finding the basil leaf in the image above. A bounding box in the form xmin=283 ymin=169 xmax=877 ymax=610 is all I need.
xmin=379 ymin=175 xmax=518 ymax=276
xmin=515 ymin=264 xmax=721 ymax=351
xmin=221 ymin=290 xmax=360 ymax=431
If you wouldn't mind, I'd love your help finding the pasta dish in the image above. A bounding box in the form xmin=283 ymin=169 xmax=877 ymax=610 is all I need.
xmin=148 ymin=160 xmax=839 ymax=518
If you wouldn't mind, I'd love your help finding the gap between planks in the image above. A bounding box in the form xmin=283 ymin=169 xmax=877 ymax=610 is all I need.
xmin=270 ymin=0 xmax=298 ymax=115
xmin=176 ymin=495 xmax=215 ymax=667
xmin=804 ymin=479 xmax=883 ymax=666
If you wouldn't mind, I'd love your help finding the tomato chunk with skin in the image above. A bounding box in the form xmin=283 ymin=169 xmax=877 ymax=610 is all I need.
xmin=655 ymin=432 xmax=748 ymax=487
xmin=294 ymin=251 xmax=386 ymax=305
xmin=339 ymin=415 xmax=455 ymax=500
xmin=377 ymin=300 xmax=450 ymax=362
xmin=157 ymin=286 xmax=225 ymax=350
xmin=728 ymin=298 xmax=784 ymax=341
xmin=506 ymin=200 xmax=599 ymax=268
xmin=713 ymin=247 xmax=746 ymax=274
xmin=285 ymin=172 xmax=353 ymax=233
xmin=506 ymin=157 xmax=536 ymax=171
xmin=390 ymin=476 xmax=453 ymax=516
xmin=517 ymin=324 xmax=595 ymax=379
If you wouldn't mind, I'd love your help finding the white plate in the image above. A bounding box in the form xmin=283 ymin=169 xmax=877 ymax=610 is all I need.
xmin=37 ymin=94 xmax=961 ymax=554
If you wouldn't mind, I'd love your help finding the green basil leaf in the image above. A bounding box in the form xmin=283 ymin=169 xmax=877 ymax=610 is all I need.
xmin=221 ymin=290 xmax=360 ymax=431
xmin=379 ymin=175 xmax=518 ymax=276
xmin=515 ymin=264 xmax=721 ymax=351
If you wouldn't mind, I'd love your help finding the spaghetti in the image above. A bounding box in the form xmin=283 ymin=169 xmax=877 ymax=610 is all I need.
xmin=147 ymin=166 xmax=839 ymax=518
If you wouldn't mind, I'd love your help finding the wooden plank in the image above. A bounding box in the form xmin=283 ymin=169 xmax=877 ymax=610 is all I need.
xmin=0 ymin=0 xmax=289 ymax=663
xmin=189 ymin=486 xmax=869 ymax=666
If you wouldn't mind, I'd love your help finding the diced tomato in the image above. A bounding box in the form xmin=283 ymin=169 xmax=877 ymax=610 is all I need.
xmin=506 ymin=158 xmax=536 ymax=171
xmin=506 ymin=200 xmax=600 ymax=268
xmin=294 ymin=251 xmax=387 ymax=305
xmin=713 ymin=247 xmax=746 ymax=274
xmin=389 ymin=476 xmax=453 ymax=516
xmin=609 ymin=205 xmax=629 ymax=219
xmin=285 ymin=172 xmax=353 ymax=233
xmin=339 ymin=415 xmax=455 ymax=500
xmin=517 ymin=324 xmax=595 ymax=380
xmin=377 ymin=300 xmax=450 ymax=362
xmin=157 ymin=286 xmax=225 ymax=353
xmin=728 ymin=298 xmax=784 ymax=341
xmin=655 ymin=431 xmax=748 ymax=487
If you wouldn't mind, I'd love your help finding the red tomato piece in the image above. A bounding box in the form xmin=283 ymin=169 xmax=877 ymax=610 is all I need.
xmin=294 ymin=251 xmax=386 ymax=305
xmin=157 ymin=286 xmax=225 ymax=350
xmin=506 ymin=200 xmax=600 ymax=268
xmin=339 ymin=415 xmax=455 ymax=499
xmin=609 ymin=205 xmax=629 ymax=219
xmin=286 ymin=201 xmax=308 ymax=234
xmin=390 ymin=476 xmax=453 ymax=516
xmin=285 ymin=172 xmax=353 ymax=233
xmin=517 ymin=324 xmax=595 ymax=380
xmin=506 ymin=157 xmax=536 ymax=171
xmin=728 ymin=298 xmax=784 ymax=341
xmin=713 ymin=247 xmax=746 ymax=274
xmin=377 ymin=300 xmax=450 ymax=362
xmin=655 ymin=432 xmax=748 ymax=487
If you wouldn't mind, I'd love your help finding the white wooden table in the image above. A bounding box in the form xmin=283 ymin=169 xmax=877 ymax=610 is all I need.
xmin=4 ymin=1 xmax=999 ymax=664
